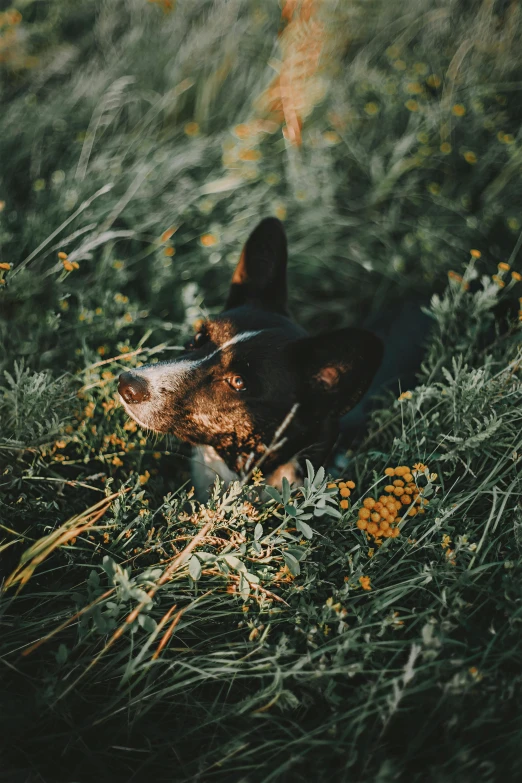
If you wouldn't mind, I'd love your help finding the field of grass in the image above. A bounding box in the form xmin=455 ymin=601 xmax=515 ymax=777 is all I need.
xmin=1 ymin=1 xmax=522 ymax=781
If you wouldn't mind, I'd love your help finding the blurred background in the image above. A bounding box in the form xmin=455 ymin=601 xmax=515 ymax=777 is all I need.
xmin=1 ymin=0 xmax=521 ymax=363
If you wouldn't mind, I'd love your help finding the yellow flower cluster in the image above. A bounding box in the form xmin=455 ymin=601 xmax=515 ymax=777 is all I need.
xmin=356 ymin=464 xmax=432 ymax=543
xmin=58 ymin=251 xmax=79 ymax=272
xmin=328 ymin=480 xmax=355 ymax=510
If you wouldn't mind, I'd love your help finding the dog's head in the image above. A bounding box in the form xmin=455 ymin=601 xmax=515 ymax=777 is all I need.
xmin=118 ymin=218 xmax=382 ymax=472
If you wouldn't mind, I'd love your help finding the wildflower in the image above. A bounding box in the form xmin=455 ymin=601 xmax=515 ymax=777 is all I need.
xmin=441 ymin=534 xmax=451 ymax=549
xmin=364 ymin=102 xmax=379 ymax=115
xmin=406 ymin=82 xmax=423 ymax=94
xmin=492 ymin=275 xmax=505 ymax=288
xmin=63 ymin=260 xmax=79 ymax=272
xmin=386 ymin=45 xmax=400 ymax=58
xmin=113 ymin=260 xmax=124 ymax=270
xmin=414 ymin=62 xmax=428 ymax=74
xmin=405 ymin=99 xmax=419 ymax=112
xmin=55 ymin=440 xmax=66 ymax=449
xmin=239 ymin=148 xmax=261 ymax=162
xmin=470 ymin=249 xmax=481 ymax=258
xmin=200 ymin=233 xmax=217 ymax=247
xmin=340 ymin=487 xmax=351 ymax=498
xmin=428 ymin=182 xmax=440 ymax=195
xmin=153 ymin=451 xmax=161 ymax=459
xmin=511 ymin=271 xmax=521 ymax=282
xmin=164 ymin=246 xmax=175 ymax=257
xmin=58 ymin=251 xmax=68 ymax=260
xmin=452 ymin=104 xmax=466 ymax=117
xmin=139 ymin=471 xmax=150 ymax=485
xmin=184 ymin=122 xmax=200 ymax=137
xmin=463 ymin=151 xmax=477 ymax=164
xmin=340 ymin=499 xmax=349 ymax=509
xmin=398 ymin=391 xmax=412 ymax=401
xmin=393 ymin=60 xmax=407 ymax=71
xmin=0 ymin=262 xmax=11 ymax=271
xmin=252 ymin=468 xmax=264 ymax=485
xmin=274 ymin=204 xmax=287 ymax=221
xmin=322 ymin=130 xmax=342 ymax=146
xmin=440 ymin=142 xmax=452 ymax=154
xmin=359 ymin=576 xmax=371 ymax=591
xmin=448 ymin=270 xmax=463 ymax=283
xmin=0 ymin=201 xmax=5 ymax=212
xmin=264 ymin=173 xmax=280 ymax=186
xmin=112 ymin=456 xmax=123 ymax=467
xmin=426 ymin=74 xmax=441 ymax=88
xmin=498 ymin=262 xmax=510 ymax=271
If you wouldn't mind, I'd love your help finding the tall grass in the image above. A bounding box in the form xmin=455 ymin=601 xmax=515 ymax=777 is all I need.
xmin=1 ymin=1 xmax=522 ymax=781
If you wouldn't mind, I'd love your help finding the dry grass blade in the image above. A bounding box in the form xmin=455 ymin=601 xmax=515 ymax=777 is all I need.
xmin=3 ymin=490 xmax=127 ymax=592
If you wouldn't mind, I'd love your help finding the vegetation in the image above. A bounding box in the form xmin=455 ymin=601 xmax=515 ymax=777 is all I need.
xmin=1 ymin=1 xmax=522 ymax=780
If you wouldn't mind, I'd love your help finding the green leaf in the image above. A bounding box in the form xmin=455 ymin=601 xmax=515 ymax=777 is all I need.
xmin=296 ymin=519 xmax=313 ymax=539
xmin=285 ymin=503 xmax=297 ymax=518
xmin=306 ymin=459 xmax=315 ymax=484
xmin=283 ymin=552 xmax=301 ymax=576
xmin=312 ymin=466 xmax=325 ymax=489
xmin=138 ymin=614 xmax=157 ymax=633
xmin=282 ymin=477 xmax=291 ymax=505
xmin=224 ymin=554 xmax=246 ymax=572
xmin=265 ymin=486 xmax=282 ymax=504
xmin=188 ymin=555 xmax=202 ymax=581
xmin=254 ymin=523 xmax=263 ymax=541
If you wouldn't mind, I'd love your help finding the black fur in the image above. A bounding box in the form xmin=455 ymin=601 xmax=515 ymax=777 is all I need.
xmin=118 ymin=218 xmax=383 ymax=481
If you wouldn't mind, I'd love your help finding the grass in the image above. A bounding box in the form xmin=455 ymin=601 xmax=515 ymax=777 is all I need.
xmin=1 ymin=1 xmax=522 ymax=781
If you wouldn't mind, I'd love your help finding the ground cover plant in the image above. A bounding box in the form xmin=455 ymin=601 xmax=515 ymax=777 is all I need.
xmin=1 ymin=0 xmax=522 ymax=781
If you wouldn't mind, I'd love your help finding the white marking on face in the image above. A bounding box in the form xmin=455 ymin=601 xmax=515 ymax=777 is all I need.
xmin=118 ymin=330 xmax=262 ymax=430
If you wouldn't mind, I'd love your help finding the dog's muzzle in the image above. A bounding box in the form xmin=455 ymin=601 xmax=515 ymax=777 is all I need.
xmin=118 ymin=372 xmax=150 ymax=404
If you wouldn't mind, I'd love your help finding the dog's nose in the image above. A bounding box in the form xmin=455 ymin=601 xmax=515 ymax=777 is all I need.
xmin=118 ymin=372 xmax=150 ymax=404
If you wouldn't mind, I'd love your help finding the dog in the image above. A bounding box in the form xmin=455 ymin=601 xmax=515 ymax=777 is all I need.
xmin=118 ymin=217 xmax=383 ymax=498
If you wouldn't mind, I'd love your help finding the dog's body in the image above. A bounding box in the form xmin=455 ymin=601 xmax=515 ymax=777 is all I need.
xmin=118 ymin=218 xmax=383 ymax=498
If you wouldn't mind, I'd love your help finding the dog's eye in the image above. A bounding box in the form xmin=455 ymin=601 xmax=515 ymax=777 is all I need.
xmin=186 ymin=331 xmax=208 ymax=350
xmin=227 ymin=375 xmax=246 ymax=392
xmin=193 ymin=331 xmax=207 ymax=347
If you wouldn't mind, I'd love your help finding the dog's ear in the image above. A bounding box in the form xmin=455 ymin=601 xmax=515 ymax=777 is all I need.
xmin=225 ymin=217 xmax=288 ymax=314
xmin=289 ymin=328 xmax=383 ymax=415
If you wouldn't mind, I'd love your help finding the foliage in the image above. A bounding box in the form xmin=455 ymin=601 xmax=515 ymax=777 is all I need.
xmin=1 ymin=1 xmax=522 ymax=781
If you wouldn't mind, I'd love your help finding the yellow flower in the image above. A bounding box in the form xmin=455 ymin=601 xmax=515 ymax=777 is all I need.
xmin=139 ymin=470 xmax=150 ymax=485
xmin=452 ymin=104 xmax=466 ymax=117
xmin=492 ymin=275 xmax=505 ymax=287
xmin=441 ymin=534 xmax=451 ymax=549
xmin=498 ymin=262 xmax=510 ymax=271
xmin=414 ymin=62 xmax=428 ymax=74
xmin=359 ymin=576 xmax=371 ymax=591
xmin=463 ymin=151 xmax=477 ymax=164
xmin=164 ymin=246 xmax=175 ymax=257
xmin=428 ymin=182 xmax=440 ymax=195
xmin=58 ymin=251 xmax=68 ymax=260
xmin=239 ymin=148 xmax=261 ymax=162
xmin=364 ymin=102 xmax=379 ymax=115
xmin=448 ymin=270 xmax=463 ymax=283
xmin=274 ymin=204 xmax=287 ymax=221
xmin=470 ymin=249 xmax=481 ymax=258
xmin=440 ymin=142 xmax=452 ymax=154
xmin=426 ymin=74 xmax=441 ymax=88
xmin=398 ymin=391 xmax=412 ymax=401
xmin=393 ymin=60 xmax=406 ymax=71
xmin=153 ymin=451 xmax=162 ymax=459
xmin=200 ymin=233 xmax=217 ymax=247
xmin=112 ymin=456 xmax=123 ymax=467
xmin=0 ymin=262 xmax=11 ymax=271
xmin=511 ymin=271 xmax=521 ymax=282
xmin=184 ymin=122 xmax=200 ymax=137
xmin=406 ymin=82 xmax=423 ymax=94
xmin=508 ymin=218 xmax=520 ymax=231
xmin=405 ymin=99 xmax=419 ymax=112
xmin=0 ymin=201 xmax=5 ymax=212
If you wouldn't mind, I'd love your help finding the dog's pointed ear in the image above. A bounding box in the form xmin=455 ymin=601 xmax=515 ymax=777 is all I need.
xmin=225 ymin=217 xmax=288 ymax=314
xmin=289 ymin=328 xmax=383 ymax=415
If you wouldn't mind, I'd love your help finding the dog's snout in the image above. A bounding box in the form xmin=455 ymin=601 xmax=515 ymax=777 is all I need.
xmin=118 ymin=372 xmax=150 ymax=404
